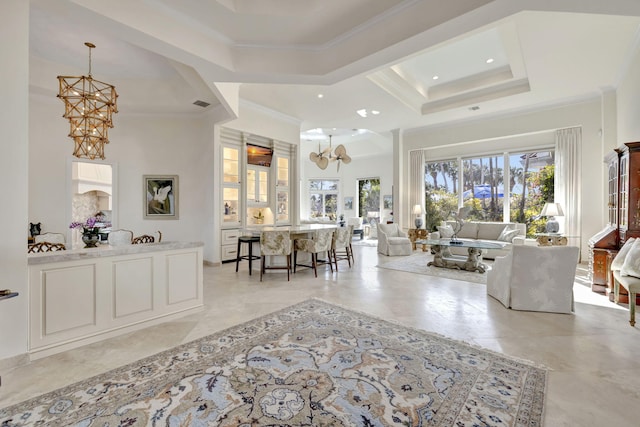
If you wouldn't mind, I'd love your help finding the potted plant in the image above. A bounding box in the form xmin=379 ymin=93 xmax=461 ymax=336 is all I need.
xmin=70 ymin=213 xmax=111 ymax=248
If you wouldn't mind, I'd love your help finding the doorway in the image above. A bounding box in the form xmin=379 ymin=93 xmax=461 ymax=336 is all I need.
xmin=358 ymin=177 xmax=380 ymax=224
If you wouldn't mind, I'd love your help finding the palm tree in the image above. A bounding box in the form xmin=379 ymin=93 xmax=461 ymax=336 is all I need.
xmin=439 ymin=162 xmax=449 ymax=192
xmin=427 ymin=163 xmax=439 ymax=189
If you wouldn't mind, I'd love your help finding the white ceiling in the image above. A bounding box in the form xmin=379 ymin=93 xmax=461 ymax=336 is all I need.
xmin=27 ymin=0 xmax=640 ymax=155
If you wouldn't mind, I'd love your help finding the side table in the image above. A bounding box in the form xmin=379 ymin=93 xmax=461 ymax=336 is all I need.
xmin=535 ymin=233 xmax=568 ymax=246
xmin=408 ymin=229 xmax=429 ymax=251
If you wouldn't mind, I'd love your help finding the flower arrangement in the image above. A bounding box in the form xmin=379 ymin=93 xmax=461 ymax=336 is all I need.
xmin=70 ymin=213 xmax=111 ymax=235
xmin=253 ymin=210 xmax=264 ymax=221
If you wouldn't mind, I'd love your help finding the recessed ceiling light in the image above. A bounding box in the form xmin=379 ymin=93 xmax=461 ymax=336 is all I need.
xmin=486 ymin=58 xmax=494 ymax=64
xmin=356 ymin=109 xmax=367 ymax=118
xmin=432 ymin=75 xmax=439 ymax=80
xmin=317 ymin=93 xmax=324 ymax=98
xmin=371 ymin=110 xmax=380 ymax=115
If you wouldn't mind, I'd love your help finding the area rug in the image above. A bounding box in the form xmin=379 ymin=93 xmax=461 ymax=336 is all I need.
xmin=378 ymin=252 xmax=493 ymax=284
xmin=0 ymin=299 xmax=545 ymax=426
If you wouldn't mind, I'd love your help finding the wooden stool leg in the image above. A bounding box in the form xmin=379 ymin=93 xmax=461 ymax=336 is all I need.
xmin=248 ymin=241 xmax=253 ymax=275
xmin=260 ymin=255 xmax=265 ymax=282
xmin=312 ymin=253 xmax=317 ymax=277
xmin=235 ymin=239 xmax=242 ymax=272
xmin=286 ymin=255 xmax=291 ymax=281
xmin=631 ymin=292 xmax=636 ymax=327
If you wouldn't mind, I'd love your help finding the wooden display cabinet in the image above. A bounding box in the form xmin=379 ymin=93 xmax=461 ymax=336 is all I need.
xmin=590 ymin=142 xmax=640 ymax=304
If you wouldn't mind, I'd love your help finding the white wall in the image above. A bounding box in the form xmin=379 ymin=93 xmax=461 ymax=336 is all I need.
xmin=402 ymin=99 xmax=605 ymax=259
xmin=617 ymin=41 xmax=640 ymax=143
xmin=0 ymin=0 xmax=29 ymax=362
xmin=28 ymin=95 xmax=216 ymax=261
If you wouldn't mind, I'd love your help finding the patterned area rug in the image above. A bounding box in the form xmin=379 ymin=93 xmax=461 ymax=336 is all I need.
xmin=0 ymin=299 xmax=545 ymax=426
xmin=378 ymin=252 xmax=493 ymax=284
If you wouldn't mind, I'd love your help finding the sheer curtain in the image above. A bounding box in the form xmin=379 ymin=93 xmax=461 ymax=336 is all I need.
xmin=555 ymin=127 xmax=582 ymax=256
xmin=409 ymin=150 xmax=425 ymax=227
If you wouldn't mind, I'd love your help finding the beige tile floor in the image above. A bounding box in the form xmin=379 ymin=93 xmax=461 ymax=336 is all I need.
xmin=1 ymin=244 xmax=639 ymax=426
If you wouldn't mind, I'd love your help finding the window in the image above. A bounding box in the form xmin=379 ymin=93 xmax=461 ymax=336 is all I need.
xmin=462 ymin=155 xmax=504 ymax=222
xmin=309 ymin=179 xmax=338 ymax=219
xmin=508 ymin=151 xmax=554 ymax=234
xmin=425 ymin=160 xmax=458 ymax=231
xmin=424 ymin=150 xmax=554 ymax=235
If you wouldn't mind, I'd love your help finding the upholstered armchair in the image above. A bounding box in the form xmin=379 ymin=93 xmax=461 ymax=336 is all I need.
xmin=293 ymin=228 xmax=334 ymax=277
xmin=108 ymin=229 xmax=133 ymax=246
xmin=377 ymin=223 xmax=412 ymax=256
xmin=331 ymin=226 xmax=353 ymax=271
xmin=347 ymin=217 xmax=364 ymax=240
xmin=487 ymin=245 xmax=580 ymax=314
xmin=260 ymin=230 xmax=292 ymax=282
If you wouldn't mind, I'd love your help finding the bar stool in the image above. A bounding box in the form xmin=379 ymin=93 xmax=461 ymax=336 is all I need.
xmin=235 ymin=235 xmax=260 ymax=275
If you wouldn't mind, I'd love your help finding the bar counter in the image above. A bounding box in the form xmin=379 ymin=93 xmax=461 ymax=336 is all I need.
xmin=28 ymin=242 xmax=204 ymax=359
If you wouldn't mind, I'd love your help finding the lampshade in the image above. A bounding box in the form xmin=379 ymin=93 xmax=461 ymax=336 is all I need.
xmin=412 ymin=204 xmax=423 ymax=215
xmin=540 ymin=203 xmax=564 ymax=217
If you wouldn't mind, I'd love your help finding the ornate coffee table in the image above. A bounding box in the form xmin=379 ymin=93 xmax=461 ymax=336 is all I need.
xmin=416 ymin=239 xmax=506 ymax=273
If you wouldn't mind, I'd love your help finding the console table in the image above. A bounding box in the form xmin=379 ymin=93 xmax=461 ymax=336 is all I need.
xmin=0 ymin=292 xmax=18 ymax=301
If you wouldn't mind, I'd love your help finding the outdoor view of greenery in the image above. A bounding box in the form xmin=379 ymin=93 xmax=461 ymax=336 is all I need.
xmin=424 ymin=151 xmax=554 ymax=237
xmin=309 ymin=179 xmax=338 ymax=219
xmin=358 ymin=178 xmax=380 ymax=223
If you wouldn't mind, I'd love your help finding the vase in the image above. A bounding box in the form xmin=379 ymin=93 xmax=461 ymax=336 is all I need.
xmin=82 ymin=232 xmax=100 ymax=248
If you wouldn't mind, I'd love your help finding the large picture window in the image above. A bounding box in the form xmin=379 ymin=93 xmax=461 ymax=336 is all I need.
xmin=309 ymin=179 xmax=338 ymax=219
xmin=424 ymin=150 xmax=554 ymax=236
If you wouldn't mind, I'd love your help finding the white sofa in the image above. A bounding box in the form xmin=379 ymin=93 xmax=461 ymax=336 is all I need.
xmin=428 ymin=220 xmax=526 ymax=259
xmin=377 ymin=223 xmax=412 ymax=256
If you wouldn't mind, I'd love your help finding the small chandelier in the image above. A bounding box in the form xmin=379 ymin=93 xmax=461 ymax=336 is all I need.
xmin=57 ymin=42 xmax=118 ymax=160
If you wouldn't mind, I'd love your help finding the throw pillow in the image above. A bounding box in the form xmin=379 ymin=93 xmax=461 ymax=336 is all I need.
xmin=437 ymin=225 xmax=454 ymax=238
xmin=497 ymin=226 xmax=520 ymax=242
xmin=620 ymin=239 xmax=640 ymax=278
xmin=611 ymin=237 xmax=636 ymax=271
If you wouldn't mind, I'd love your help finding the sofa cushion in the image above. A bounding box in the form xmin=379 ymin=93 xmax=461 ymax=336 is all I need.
xmin=621 ymin=239 xmax=640 ymax=278
xmin=479 ymin=222 xmax=512 ymax=240
xmin=457 ymin=222 xmax=478 ymax=239
xmin=611 ymin=237 xmax=636 ymax=271
xmin=497 ymin=227 xmax=520 ymax=242
xmin=437 ymin=224 xmax=454 ymax=238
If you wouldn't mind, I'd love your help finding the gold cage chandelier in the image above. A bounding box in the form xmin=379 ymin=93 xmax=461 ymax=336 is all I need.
xmin=57 ymin=42 xmax=118 ymax=160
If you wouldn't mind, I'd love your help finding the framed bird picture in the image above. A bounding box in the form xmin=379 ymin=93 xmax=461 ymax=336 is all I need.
xmin=143 ymin=175 xmax=179 ymax=219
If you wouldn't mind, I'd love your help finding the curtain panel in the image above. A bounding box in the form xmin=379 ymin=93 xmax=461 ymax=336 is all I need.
xmin=409 ymin=150 xmax=425 ymax=227
xmin=555 ymin=127 xmax=582 ymax=257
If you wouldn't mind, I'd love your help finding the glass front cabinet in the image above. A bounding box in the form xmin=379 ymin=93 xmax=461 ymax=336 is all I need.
xmin=222 ymin=145 xmax=241 ymax=226
xmin=218 ymin=127 xmax=294 ymax=262
xmin=275 ymin=155 xmax=290 ymax=224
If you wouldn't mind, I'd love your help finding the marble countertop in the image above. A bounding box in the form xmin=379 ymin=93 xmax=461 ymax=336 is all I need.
xmin=28 ymin=241 xmax=204 ymax=265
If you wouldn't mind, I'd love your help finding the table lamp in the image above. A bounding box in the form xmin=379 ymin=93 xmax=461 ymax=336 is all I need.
xmin=412 ymin=204 xmax=423 ymax=228
xmin=540 ymin=202 xmax=564 ymax=233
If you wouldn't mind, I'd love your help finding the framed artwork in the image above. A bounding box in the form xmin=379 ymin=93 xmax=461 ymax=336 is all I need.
xmin=344 ymin=196 xmax=353 ymax=210
xmin=143 ymin=175 xmax=179 ymax=219
xmin=383 ymin=194 xmax=393 ymax=209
